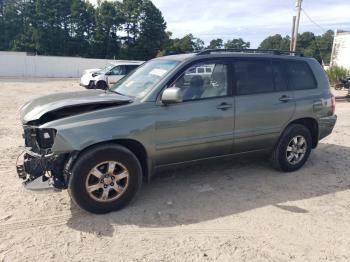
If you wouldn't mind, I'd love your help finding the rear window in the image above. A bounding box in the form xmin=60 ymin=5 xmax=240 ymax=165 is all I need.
xmin=285 ymin=61 xmax=317 ymax=90
xmin=234 ymin=60 xmax=274 ymax=95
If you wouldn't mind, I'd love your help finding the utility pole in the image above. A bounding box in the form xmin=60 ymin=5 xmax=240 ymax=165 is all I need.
xmin=290 ymin=16 xmax=296 ymax=52
xmin=292 ymin=0 xmax=302 ymax=52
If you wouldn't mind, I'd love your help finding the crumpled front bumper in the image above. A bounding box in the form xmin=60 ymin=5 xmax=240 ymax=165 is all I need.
xmin=16 ymin=147 xmax=68 ymax=190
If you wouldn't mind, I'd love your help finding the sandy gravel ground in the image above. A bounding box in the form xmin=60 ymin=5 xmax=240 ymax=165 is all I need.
xmin=0 ymin=78 xmax=349 ymax=262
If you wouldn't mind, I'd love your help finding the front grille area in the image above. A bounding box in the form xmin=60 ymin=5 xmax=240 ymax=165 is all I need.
xmin=23 ymin=127 xmax=41 ymax=153
xmin=23 ymin=126 xmax=56 ymax=154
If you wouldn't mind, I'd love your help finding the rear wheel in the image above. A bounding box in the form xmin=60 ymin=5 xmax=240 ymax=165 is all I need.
xmin=271 ymin=124 xmax=312 ymax=172
xmin=68 ymin=144 xmax=142 ymax=214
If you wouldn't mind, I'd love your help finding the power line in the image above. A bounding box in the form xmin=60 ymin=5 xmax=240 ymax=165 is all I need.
xmin=301 ymin=8 xmax=327 ymax=33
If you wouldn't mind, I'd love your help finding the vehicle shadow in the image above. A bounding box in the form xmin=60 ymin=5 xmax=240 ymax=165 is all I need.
xmin=67 ymin=143 xmax=350 ymax=236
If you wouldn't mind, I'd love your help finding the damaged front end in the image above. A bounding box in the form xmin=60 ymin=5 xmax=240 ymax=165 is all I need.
xmin=16 ymin=126 xmax=70 ymax=190
xmin=17 ymin=90 xmax=133 ymax=190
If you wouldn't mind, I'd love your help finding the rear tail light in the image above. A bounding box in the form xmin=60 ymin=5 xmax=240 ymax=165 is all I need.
xmin=331 ymin=93 xmax=336 ymax=115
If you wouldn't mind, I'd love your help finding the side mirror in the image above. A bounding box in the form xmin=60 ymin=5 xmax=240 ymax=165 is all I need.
xmin=105 ymin=71 xmax=112 ymax=75
xmin=161 ymin=87 xmax=183 ymax=104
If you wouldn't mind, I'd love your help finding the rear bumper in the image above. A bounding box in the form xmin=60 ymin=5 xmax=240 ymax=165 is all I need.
xmin=319 ymin=114 xmax=337 ymax=140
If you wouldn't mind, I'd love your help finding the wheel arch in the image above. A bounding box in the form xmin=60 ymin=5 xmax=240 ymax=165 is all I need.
xmin=69 ymin=139 xmax=150 ymax=181
xmin=285 ymin=117 xmax=319 ymax=148
xmin=96 ymin=80 xmax=108 ymax=89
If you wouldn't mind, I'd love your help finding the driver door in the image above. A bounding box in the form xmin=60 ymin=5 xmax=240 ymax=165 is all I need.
xmin=154 ymin=60 xmax=235 ymax=166
xmin=107 ymin=65 xmax=126 ymax=86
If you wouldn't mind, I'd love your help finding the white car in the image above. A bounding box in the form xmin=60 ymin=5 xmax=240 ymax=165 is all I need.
xmin=80 ymin=60 xmax=144 ymax=90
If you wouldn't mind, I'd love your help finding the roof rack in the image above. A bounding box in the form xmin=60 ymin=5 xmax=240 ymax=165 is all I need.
xmin=196 ymin=49 xmax=303 ymax=57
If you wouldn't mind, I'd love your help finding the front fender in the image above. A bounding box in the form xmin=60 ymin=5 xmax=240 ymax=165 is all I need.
xmin=41 ymin=105 xmax=156 ymax=157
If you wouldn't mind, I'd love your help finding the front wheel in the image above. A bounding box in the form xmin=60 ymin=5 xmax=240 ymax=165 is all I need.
xmin=271 ymin=124 xmax=312 ymax=172
xmin=68 ymin=144 xmax=142 ymax=214
xmin=96 ymin=81 xmax=108 ymax=90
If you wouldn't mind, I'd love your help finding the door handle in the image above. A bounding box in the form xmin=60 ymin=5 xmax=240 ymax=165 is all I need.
xmin=216 ymin=102 xmax=232 ymax=110
xmin=279 ymin=95 xmax=292 ymax=103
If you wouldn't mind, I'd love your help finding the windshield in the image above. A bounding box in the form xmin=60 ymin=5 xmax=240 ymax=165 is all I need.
xmin=98 ymin=63 xmax=115 ymax=74
xmin=110 ymin=59 xmax=180 ymax=98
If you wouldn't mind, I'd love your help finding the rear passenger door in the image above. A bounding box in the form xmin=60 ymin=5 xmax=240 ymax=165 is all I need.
xmin=284 ymin=60 xmax=320 ymax=115
xmin=233 ymin=59 xmax=295 ymax=153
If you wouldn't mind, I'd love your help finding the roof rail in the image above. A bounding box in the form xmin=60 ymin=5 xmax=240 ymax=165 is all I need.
xmin=196 ymin=49 xmax=303 ymax=57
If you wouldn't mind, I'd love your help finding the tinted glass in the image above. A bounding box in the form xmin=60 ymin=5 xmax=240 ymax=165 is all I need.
xmin=126 ymin=65 xmax=139 ymax=74
xmin=110 ymin=65 xmax=125 ymax=75
xmin=234 ymin=60 xmax=274 ymax=95
xmin=172 ymin=62 xmax=228 ymax=101
xmin=286 ymin=61 xmax=317 ymax=90
xmin=272 ymin=61 xmax=288 ymax=91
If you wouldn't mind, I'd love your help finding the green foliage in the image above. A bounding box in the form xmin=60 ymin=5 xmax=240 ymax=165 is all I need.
xmin=166 ymin=34 xmax=204 ymax=54
xmin=0 ymin=0 xmax=338 ymax=63
xmin=224 ymin=38 xmax=250 ymax=49
xmin=207 ymin=38 xmax=223 ymax=49
xmin=131 ymin=0 xmax=167 ymax=60
xmin=259 ymin=30 xmax=334 ymax=64
xmin=0 ymin=0 xmax=168 ymax=59
xmin=259 ymin=34 xmax=290 ymax=50
xmin=326 ymin=66 xmax=349 ymax=85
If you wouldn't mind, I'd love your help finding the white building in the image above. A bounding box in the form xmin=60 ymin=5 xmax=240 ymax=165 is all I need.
xmin=330 ymin=30 xmax=350 ymax=70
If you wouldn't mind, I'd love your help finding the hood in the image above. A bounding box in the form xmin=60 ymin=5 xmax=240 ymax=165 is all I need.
xmin=20 ymin=90 xmax=132 ymax=125
xmin=84 ymin=68 xmax=101 ymax=74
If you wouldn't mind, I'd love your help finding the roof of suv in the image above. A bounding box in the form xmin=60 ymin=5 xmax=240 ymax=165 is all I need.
xmin=109 ymin=60 xmax=145 ymax=65
xmin=158 ymin=49 xmax=310 ymax=62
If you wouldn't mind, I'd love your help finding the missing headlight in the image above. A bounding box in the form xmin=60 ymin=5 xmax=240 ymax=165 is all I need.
xmin=36 ymin=128 xmax=57 ymax=149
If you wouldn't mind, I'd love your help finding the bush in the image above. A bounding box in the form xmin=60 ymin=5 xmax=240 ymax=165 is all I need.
xmin=326 ymin=65 xmax=349 ymax=85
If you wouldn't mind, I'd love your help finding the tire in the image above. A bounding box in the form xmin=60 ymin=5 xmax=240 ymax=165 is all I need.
xmin=334 ymin=84 xmax=343 ymax=90
xmin=68 ymin=144 xmax=142 ymax=214
xmin=271 ymin=124 xmax=312 ymax=172
xmin=96 ymin=81 xmax=108 ymax=90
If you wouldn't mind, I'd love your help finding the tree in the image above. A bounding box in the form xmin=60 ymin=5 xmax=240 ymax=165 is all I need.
xmin=0 ymin=0 xmax=24 ymax=51
xmin=193 ymin=37 xmax=204 ymax=51
xmin=91 ymin=1 xmax=123 ymax=58
xmin=316 ymin=30 xmax=334 ymax=64
xmin=133 ymin=0 xmax=167 ymax=60
xmin=167 ymin=34 xmax=204 ymax=53
xmin=207 ymin=38 xmax=223 ymax=49
xmin=224 ymin=38 xmax=250 ymax=49
xmin=68 ymin=0 xmax=96 ymax=57
xmin=0 ymin=0 xmax=335 ymax=64
xmin=119 ymin=0 xmax=143 ymax=57
xmin=258 ymin=34 xmax=290 ymax=50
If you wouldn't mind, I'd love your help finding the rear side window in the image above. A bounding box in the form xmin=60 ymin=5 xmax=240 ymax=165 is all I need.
xmin=285 ymin=61 xmax=317 ymax=90
xmin=271 ymin=61 xmax=288 ymax=91
xmin=234 ymin=60 xmax=274 ymax=95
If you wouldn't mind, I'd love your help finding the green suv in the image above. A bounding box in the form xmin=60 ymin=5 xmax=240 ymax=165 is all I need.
xmin=17 ymin=49 xmax=337 ymax=213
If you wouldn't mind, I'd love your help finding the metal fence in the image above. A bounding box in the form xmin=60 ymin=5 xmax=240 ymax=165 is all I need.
xmin=0 ymin=51 xmax=113 ymax=78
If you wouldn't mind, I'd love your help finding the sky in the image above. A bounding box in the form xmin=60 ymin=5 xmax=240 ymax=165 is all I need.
xmin=89 ymin=0 xmax=350 ymax=48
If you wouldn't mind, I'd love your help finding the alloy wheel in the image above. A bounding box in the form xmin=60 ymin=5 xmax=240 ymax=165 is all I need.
xmin=85 ymin=161 xmax=129 ymax=202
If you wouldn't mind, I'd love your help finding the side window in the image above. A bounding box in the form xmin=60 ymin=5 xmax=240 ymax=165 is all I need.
xmin=285 ymin=61 xmax=317 ymax=90
xmin=272 ymin=61 xmax=288 ymax=91
xmin=110 ymin=65 xmax=126 ymax=75
xmin=234 ymin=60 xmax=274 ymax=95
xmin=172 ymin=62 xmax=228 ymax=101
xmin=126 ymin=65 xmax=138 ymax=74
